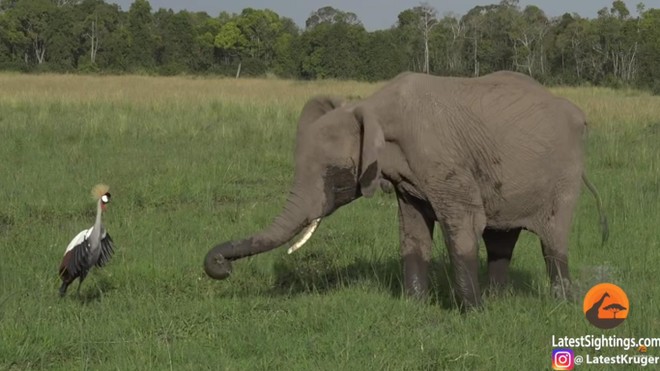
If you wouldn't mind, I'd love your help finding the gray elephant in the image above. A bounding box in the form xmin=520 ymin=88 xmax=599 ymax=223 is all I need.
xmin=204 ymin=71 xmax=608 ymax=310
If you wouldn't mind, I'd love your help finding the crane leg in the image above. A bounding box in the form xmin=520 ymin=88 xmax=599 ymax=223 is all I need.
xmin=77 ymin=271 xmax=89 ymax=298
xmin=96 ymin=281 xmax=104 ymax=300
xmin=59 ymin=281 xmax=70 ymax=297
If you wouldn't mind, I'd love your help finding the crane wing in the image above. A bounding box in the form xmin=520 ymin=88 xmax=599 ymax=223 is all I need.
xmin=60 ymin=235 xmax=91 ymax=278
xmin=63 ymin=228 xmax=91 ymax=255
xmin=96 ymin=229 xmax=115 ymax=268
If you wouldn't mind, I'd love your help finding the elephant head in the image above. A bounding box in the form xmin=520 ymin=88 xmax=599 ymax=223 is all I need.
xmin=204 ymin=95 xmax=385 ymax=279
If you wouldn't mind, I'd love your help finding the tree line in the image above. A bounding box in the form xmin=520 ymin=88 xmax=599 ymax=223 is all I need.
xmin=1 ymin=0 xmax=659 ymax=92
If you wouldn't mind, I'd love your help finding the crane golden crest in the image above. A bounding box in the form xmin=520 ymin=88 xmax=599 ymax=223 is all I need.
xmin=91 ymin=183 xmax=110 ymax=200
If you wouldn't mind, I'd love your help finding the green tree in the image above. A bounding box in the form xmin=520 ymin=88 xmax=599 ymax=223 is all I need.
xmin=395 ymin=8 xmax=425 ymax=72
xmin=189 ymin=12 xmax=220 ymax=73
xmin=638 ymin=7 xmax=660 ymax=93
xmin=45 ymin=2 xmax=79 ymax=70
xmin=361 ymin=29 xmax=407 ymax=81
xmin=0 ymin=0 xmax=656 ymax=89
xmin=9 ymin=0 xmax=58 ymax=65
xmin=127 ymin=0 xmax=155 ymax=71
xmin=214 ymin=19 xmax=246 ymax=75
xmin=509 ymin=5 xmax=550 ymax=77
xmin=305 ymin=6 xmax=361 ymax=29
xmin=462 ymin=5 xmax=493 ymax=76
xmin=237 ymin=8 xmax=280 ymax=61
xmin=0 ymin=8 xmax=29 ymax=68
xmin=396 ymin=3 xmax=438 ymax=74
xmin=76 ymin=0 xmax=122 ymax=70
xmin=552 ymin=14 xmax=594 ymax=82
xmin=600 ymin=1 xmax=640 ymax=84
xmin=298 ymin=19 xmax=367 ymax=79
xmin=436 ymin=14 xmax=467 ymax=75
xmin=213 ymin=8 xmax=299 ymax=77
xmin=272 ymin=17 xmax=299 ymax=77
xmin=153 ymin=9 xmax=195 ymax=74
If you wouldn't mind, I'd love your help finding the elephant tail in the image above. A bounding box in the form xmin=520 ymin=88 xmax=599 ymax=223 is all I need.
xmin=582 ymin=172 xmax=609 ymax=246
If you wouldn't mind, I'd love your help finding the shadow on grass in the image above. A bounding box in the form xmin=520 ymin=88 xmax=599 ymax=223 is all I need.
xmin=269 ymin=251 xmax=538 ymax=310
xmin=61 ymin=276 xmax=117 ymax=304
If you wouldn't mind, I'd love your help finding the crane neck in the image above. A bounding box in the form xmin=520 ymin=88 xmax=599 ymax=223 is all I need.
xmin=93 ymin=199 xmax=103 ymax=232
xmin=85 ymin=199 xmax=104 ymax=247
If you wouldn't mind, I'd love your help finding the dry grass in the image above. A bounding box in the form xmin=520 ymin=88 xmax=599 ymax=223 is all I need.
xmin=0 ymin=74 xmax=381 ymax=109
xmin=1 ymin=73 xmax=657 ymax=130
xmin=553 ymin=86 xmax=659 ymax=130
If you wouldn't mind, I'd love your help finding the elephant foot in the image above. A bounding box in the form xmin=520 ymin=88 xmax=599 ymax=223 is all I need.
xmin=551 ymin=278 xmax=574 ymax=302
xmin=404 ymin=276 xmax=429 ymax=302
xmin=204 ymin=242 xmax=234 ymax=280
xmin=484 ymin=281 xmax=513 ymax=298
xmin=455 ymin=281 xmax=483 ymax=312
xmin=402 ymin=254 xmax=430 ymax=301
xmin=457 ymin=295 xmax=483 ymax=313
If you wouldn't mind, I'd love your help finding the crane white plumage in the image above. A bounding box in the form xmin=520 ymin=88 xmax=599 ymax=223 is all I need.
xmin=58 ymin=184 xmax=115 ymax=297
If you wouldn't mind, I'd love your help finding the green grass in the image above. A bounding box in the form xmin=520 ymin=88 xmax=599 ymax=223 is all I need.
xmin=0 ymin=74 xmax=658 ymax=370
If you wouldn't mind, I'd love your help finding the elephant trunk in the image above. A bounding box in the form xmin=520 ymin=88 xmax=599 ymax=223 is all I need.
xmin=239 ymin=189 xmax=320 ymax=258
xmin=204 ymin=182 xmax=322 ymax=280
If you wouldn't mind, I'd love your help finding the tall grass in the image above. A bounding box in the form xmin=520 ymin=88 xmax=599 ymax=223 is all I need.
xmin=0 ymin=74 xmax=658 ymax=370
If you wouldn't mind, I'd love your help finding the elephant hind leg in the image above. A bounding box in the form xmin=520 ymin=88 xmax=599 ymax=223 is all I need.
xmin=540 ymin=236 xmax=572 ymax=301
xmin=483 ymin=227 xmax=522 ymax=288
xmin=536 ymin=191 xmax=580 ymax=301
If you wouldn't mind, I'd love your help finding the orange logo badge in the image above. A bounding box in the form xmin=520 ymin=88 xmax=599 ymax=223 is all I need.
xmin=583 ymin=283 xmax=629 ymax=329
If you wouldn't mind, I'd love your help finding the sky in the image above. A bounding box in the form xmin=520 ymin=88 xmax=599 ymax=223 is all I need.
xmin=109 ymin=0 xmax=659 ymax=31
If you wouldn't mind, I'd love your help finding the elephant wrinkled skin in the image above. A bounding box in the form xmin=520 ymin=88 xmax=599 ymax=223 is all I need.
xmin=204 ymin=71 xmax=608 ymax=310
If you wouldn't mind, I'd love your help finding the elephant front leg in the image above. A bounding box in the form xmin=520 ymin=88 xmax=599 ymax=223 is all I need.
xmin=396 ymin=192 xmax=435 ymax=301
xmin=440 ymin=210 xmax=486 ymax=311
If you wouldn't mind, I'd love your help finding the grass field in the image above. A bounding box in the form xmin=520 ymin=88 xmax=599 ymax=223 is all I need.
xmin=0 ymin=73 xmax=658 ymax=370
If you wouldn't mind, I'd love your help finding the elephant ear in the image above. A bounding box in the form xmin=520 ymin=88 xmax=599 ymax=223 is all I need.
xmin=353 ymin=106 xmax=384 ymax=198
xmin=297 ymin=95 xmax=345 ymax=129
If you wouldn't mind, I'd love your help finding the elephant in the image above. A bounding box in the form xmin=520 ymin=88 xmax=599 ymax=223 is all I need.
xmin=204 ymin=70 xmax=608 ymax=310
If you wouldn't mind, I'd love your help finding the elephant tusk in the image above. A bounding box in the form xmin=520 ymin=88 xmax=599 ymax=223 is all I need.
xmin=287 ymin=218 xmax=322 ymax=254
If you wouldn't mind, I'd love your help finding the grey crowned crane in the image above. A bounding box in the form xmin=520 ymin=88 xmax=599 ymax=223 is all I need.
xmin=58 ymin=184 xmax=115 ymax=297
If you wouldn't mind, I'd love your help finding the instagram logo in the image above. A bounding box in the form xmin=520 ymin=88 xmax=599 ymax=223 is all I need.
xmin=552 ymin=348 xmax=575 ymax=370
